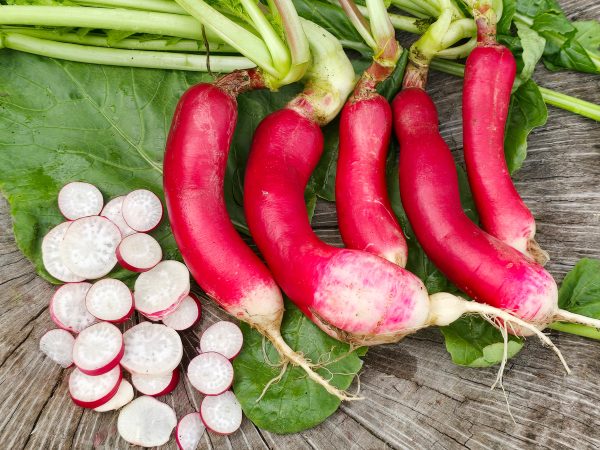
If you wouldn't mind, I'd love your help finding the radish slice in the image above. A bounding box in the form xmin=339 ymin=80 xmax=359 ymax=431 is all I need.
xmin=199 ymin=321 xmax=243 ymax=359
xmin=60 ymin=216 xmax=121 ymax=279
xmin=69 ymin=365 xmax=122 ymax=409
xmin=176 ymin=413 xmax=205 ymax=450
xmin=162 ymin=294 xmax=201 ymax=331
xmin=58 ymin=181 xmax=103 ymax=220
xmin=116 ymin=233 xmax=162 ymax=272
xmin=187 ymin=352 xmax=233 ymax=396
xmin=117 ymin=396 xmax=177 ymax=447
xmin=50 ymin=282 xmax=96 ymax=333
xmin=42 ymin=222 xmax=85 ymax=283
xmin=122 ymin=323 xmax=183 ymax=375
xmin=72 ymin=322 xmax=124 ymax=375
xmin=122 ymin=189 xmax=163 ymax=232
xmin=134 ymin=260 xmax=190 ymax=316
xmin=39 ymin=329 xmax=75 ymax=368
xmin=101 ymin=196 xmax=136 ymax=237
xmin=131 ymin=368 xmax=180 ymax=397
xmin=200 ymin=391 xmax=242 ymax=435
xmin=94 ymin=379 xmax=134 ymax=412
xmin=85 ymin=279 xmax=134 ymax=323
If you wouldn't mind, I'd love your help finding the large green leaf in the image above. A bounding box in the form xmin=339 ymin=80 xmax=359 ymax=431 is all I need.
xmin=558 ymin=258 xmax=600 ymax=318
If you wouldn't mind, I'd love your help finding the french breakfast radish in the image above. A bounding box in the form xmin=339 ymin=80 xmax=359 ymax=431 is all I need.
xmin=72 ymin=321 xmax=124 ymax=375
xmin=121 ymin=322 xmax=183 ymax=375
xmin=85 ymin=278 xmax=134 ymax=323
xmin=69 ymin=365 xmax=122 ymax=409
xmin=116 ymin=232 xmax=162 ymax=272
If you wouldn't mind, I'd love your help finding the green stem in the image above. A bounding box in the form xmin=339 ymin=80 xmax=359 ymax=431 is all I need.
xmin=437 ymin=36 xmax=476 ymax=58
xmin=366 ymin=0 xmax=401 ymax=65
xmin=356 ymin=4 xmax=428 ymax=35
xmin=549 ymin=322 xmax=600 ymax=341
xmin=389 ymin=0 xmax=429 ymax=18
xmin=75 ymin=0 xmax=186 ymax=14
xmin=339 ymin=0 xmax=377 ymax=50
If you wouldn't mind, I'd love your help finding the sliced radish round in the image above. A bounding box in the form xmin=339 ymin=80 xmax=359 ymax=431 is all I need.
xmin=94 ymin=379 xmax=134 ymax=412
xmin=85 ymin=279 xmax=133 ymax=323
xmin=122 ymin=189 xmax=163 ymax=232
xmin=50 ymin=282 xmax=96 ymax=333
xmin=117 ymin=396 xmax=177 ymax=447
xmin=176 ymin=412 xmax=205 ymax=450
xmin=131 ymin=368 xmax=180 ymax=397
xmin=199 ymin=321 xmax=243 ymax=359
xmin=200 ymin=391 xmax=242 ymax=435
xmin=122 ymin=323 xmax=183 ymax=375
xmin=162 ymin=294 xmax=201 ymax=331
xmin=42 ymin=222 xmax=85 ymax=283
xmin=116 ymin=233 xmax=162 ymax=272
xmin=58 ymin=181 xmax=103 ymax=220
xmin=39 ymin=329 xmax=75 ymax=368
xmin=101 ymin=196 xmax=136 ymax=237
xmin=72 ymin=322 xmax=124 ymax=375
xmin=69 ymin=365 xmax=121 ymax=409
xmin=60 ymin=216 xmax=121 ymax=279
xmin=134 ymin=260 xmax=190 ymax=316
xmin=187 ymin=352 xmax=233 ymax=396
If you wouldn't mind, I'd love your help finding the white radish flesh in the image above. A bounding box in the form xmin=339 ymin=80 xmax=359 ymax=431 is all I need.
xmin=116 ymin=233 xmax=162 ymax=272
xmin=101 ymin=196 xmax=136 ymax=237
xmin=39 ymin=329 xmax=75 ymax=368
xmin=199 ymin=321 xmax=243 ymax=359
xmin=117 ymin=396 xmax=177 ymax=447
xmin=131 ymin=368 xmax=179 ymax=397
xmin=122 ymin=323 xmax=183 ymax=375
xmin=176 ymin=413 xmax=205 ymax=450
xmin=72 ymin=322 xmax=124 ymax=375
xmin=134 ymin=260 xmax=190 ymax=316
xmin=69 ymin=365 xmax=121 ymax=409
xmin=122 ymin=189 xmax=163 ymax=232
xmin=187 ymin=352 xmax=233 ymax=396
xmin=50 ymin=282 xmax=96 ymax=333
xmin=60 ymin=216 xmax=121 ymax=279
xmin=200 ymin=391 xmax=242 ymax=435
xmin=58 ymin=181 xmax=103 ymax=220
xmin=85 ymin=278 xmax=133 ymax=323
xmin=94 ymin=379 xmax=134 ymax=412
xmin=42 ymin=222 xmax=85 ymax=283
xmin=162 ymin=294 xmax=201 ymax=331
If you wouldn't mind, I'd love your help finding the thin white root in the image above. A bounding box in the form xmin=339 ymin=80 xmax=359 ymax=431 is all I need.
xmin=256 ymin=361 xmax=289 ymax=403
xmin=485 ymin=317 xmax=516 ymax=424
xmin=554 ymin=309 xmax=600 ymax=330
xmin=261 ymin=335 xmax=284 ymax=368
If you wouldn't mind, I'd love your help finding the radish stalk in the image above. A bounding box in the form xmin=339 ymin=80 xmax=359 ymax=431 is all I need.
xmin=76 ymin=0 xmax=187 ymax=14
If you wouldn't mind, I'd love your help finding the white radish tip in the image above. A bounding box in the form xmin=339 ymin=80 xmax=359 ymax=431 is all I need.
xmin=69 ymin=365 xmax=122 ymax=409
xmin=199 ymin=321 xmax=243 ymax=359
xmin=93 ymin=379 xmax=134 ymax=412
xmin=176 ymin=413 xmax=205 ymax=450
xmin=116 ymin=233 xmax=162 ymax=273
xmin=50 ymin=282 xmax=96 ymax=333
xmin=117 ymin=396 xmax=177 ymax=447
xmin=200 ymin=391 xmax=243 ymax=435
xmin=58 ymin=181 xmax=103 ymax=220
xmin=72 ymin=322 xmax=124 ymax=376
xmin=42 ymin=222 xmax=85 ymax=283
xmin=187 ymin=352 xmax=233 ymax=396
xmin=121 ymin=323 xmax=183 ymax=375
xmin=162 ymin=294 xmax=201 ymax=331
xmin=122 ymin=189 xmax=163 ymax=232
xmin=39 ymin=329 xmax=75 ymax=368
xmin=101 ymin=196 xmax=136 ymax=237
xmin=131 ymin=368 xmax=180 ymax=397
xmin=134 ymin=260 xmax=190 ymax=316
xmin=85 ymin=278 xmax=134 ymax=323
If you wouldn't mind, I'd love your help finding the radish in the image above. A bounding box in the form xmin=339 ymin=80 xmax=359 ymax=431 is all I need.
xmin=94 ymin=379 xmax=134 ymax=412
xmin=117 ymin=396 xmax=177 ymax=447
xmin=41 ymin=222 xmax=85 ymax=282
xmin=134 ymin=260 xmax=190 ymax=317
xmin=39 ymin=328 xmax=74 ymax=368
xmin=162 ymin=294 xmax=201 ymax=331
xmin=199 ymin=321 xmax=242 ymax=359
xmin=85 ymin=278 xmax=134 ymax=323
xmin=187 ymin=352 xmax=233 ymax=396
xmin=69 ymin=365 xmax=122 ymax=409
xmin=176 ymin=412 xmax=205 ymax=450
xmin=58 ymin=181 xmax=103 ymax=220
xmin=49 ymin=282 xmax=96 ymax=333
xmin=122 ymin=189 xmax=163 ymax=232
xmin=116 ymin=232 xmax=162 ymax=272
xmin=72 ymin=322 xmax=124 ymax=375
xmin=59 ymin=216 xmax=121 ymax=279
xmin=131 ymin=368 xmax=180 ymax=397
xmin=101 ymin=196 xmax=136 ymax=237
xmin=200 ymin=391 xmax=242 ymax=435
xmin=121 ymin=322 xmax=183 ymax=375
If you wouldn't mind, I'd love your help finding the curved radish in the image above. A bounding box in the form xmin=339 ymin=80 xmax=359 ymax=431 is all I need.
xmin=39 ymin=329 xmax=75 ymax=368
xmin=50 ymin=282 xmax=96 ymax=333
xmin=58 ymin=181 xmax=103 ymax=220
xmin=85 ymin=278 xmax=134 ymax=323
xmin=134 ymin=260 xmax=190 ymax=317
xmin=101 ymin=196 xmax=136 ymax=237
xmin=41 ymin=222 xmax=85 ymax=283
xmin=116 ymin=233 xmax=162 ymax=272
xmin=131 ymin=368 xmax=180 ymax=397
xmin=199 ymin=321 xmax=242 ymax=359
xmin=176 ymin=413 xmax=205 ymax=450
xmin=187 ymin=352 xmax=233 ymax=396
xmin=69 ymin=365 xmax=122 ymax=409
xmin=94 ymin=379 xmax=134 ymax=412
xmin=72 ymin=322 xmax=124 ymax=375
xmin=121 ymin=322 xmax=183 ymax=375
xmin=59 ymin=216 xmax=121 ymax=279
xmin=117 ymin=396 xmax=177 ymax=447
xmin=200 ymin=391 xmax=242 ymax=435
xmin=162 ymin=294 xmax=201 ymax=331
xmin=122 ymin=189 xmax=163 ymax=232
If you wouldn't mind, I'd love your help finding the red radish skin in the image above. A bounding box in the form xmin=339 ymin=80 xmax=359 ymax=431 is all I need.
xmin=69 ymin=366 xmax=122 ymax=409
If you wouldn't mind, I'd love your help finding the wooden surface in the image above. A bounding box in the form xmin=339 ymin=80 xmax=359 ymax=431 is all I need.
xmin=1 ymin=2 xmax=599 ymax=448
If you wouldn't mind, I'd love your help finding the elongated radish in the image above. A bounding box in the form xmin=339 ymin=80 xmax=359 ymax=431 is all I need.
xmin=42 ymin=222 xmax=85 ymax=282
xmin=199 ymin=321 xmax=242 ymax=359
xmin=162 ymin=294 xmax=201 ymax=331
xmin=50 ymin=282 xmax=96 ymax=333
xmin=58 ymin=181 xmax=103 ymax=220
xmin=94 ymin=379 xmax=134 ymax=412
xmin=176 ymin=412 xmax=205 ymax=450
xmin=72 ymin=322 xmax=124 ymax=375
xmin=122 ymin=189 xmax=163 ymax=232
xmin=117 ymin=396 xmax=177 ymax=447
xmin=187 ymin=352 xmax=234 ymax=396
xmin=121 ymin=322 xmax=183 ymax=375
xmin=134 ymin=260 xmax=190 ymax=317
xmin=101 ymin=196 xmax=136 ymax=237
xmin=85 ymin=278 xmax=134 ymax=323
xmin=200 ymin=391 xmax=242 ymax=435
xmin=131 ymin=368 xmax=180 ymax=397
xmin=116 ymin=233 xmax=162 ymax=272
xmin=39 ymin=328 xmax=74 ymax=368
xmin=69 ymin=365 xmax=122 ymax=409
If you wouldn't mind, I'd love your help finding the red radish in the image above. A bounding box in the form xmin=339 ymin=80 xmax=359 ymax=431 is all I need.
xmin=187 ymin=352 xmax=233 ymax=396
xmin=134 ymin=260 xmax=190 ymax=317
xmin=131 ymin=368 xmax=180 ymax=397
xmin=85 ymin=278 xmax=134 ymax=323
xmin=162 ymin=294 xmax=201 ymax=331
xmin=116 ymin=233 xmax=162 ymax=272
xmin=199 ymin=321 xmax=242 ymax=359
xmin=94 ymin=379 xmax=134 ymax=412
xmin=117 ymin=396 xmax=177 ymax=447
xmin=72 ymin=322 xmax=124 ymax=375
xmin=41 ymin=222 xmax=85 ymax=283
xmin=101 ymin=196 xmax=136 ymax=237
xmin=58 ymin=181 xmax=103 ymax=220
xmin=121 ymin=322 xmax=183 ymax=375
xmin=59 ymin=216 xmax=121 ymax=279
xmin=200 ymin=391 xmax=242 ymax=435
xmin=176 ymin=412 xmax=205 ymax=450
xmin=39 ymin=328 xmax=74 ymax=368
xmin=49 ymin=282 xmax=96 ymax=333
xmin=69 ymin=365 xmax=122 ymax=408
xmin=122 ymin=189 xmax=163 ymax=232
